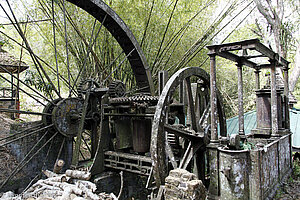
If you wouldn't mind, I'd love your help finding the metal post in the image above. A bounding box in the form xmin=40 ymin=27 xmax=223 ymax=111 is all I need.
xmin=254 ymin=68 xmax=260 ymax=90
xmin=270 ymin=59 xmax=279 ymax=137
xmin=207 ymin=52 xmax=219 ymax=199
xmin=209 ymin=53 xmax=218 ymax=142
xmin=283 ymin=66 xmax=290 ymax=129
xmin=237 ymin=63 xmax=245 ymax=137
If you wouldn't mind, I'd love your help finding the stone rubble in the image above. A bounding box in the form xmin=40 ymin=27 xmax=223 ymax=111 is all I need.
xmin=164 ymin=168 xmax=207 ymax=200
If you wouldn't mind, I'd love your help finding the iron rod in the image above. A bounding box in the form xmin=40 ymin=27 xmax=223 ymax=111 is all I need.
xmin=82 ymin=137 xmax=92 ymax=155
xmin=255 ymin=69 xmax=260 ymax=90
xmin=270 ymin=59 xmax=279 ymax=137
xmin=0 ymin=124 xmax=54 ymax=147
xmin=237 ymin=63 xmax=245 ymax=136
xmin=0 ymin=131 xmax=57 ymax=190
xmin=62 ymin=0 xmax=71 ymax=95
xmin=185 ymin=77 xmax=198 ymax=132
xmin=52 ymin=0 xmax=60 ymax=96
xmin=0 ymin=108 xmax=51 ymax=116
xmin=0 ymin=123 xmax=42 ymax=142
xmin=69 ymin=15 xmax=107 ymax=96
xmin=283 ymin=67 xmax=290 ymax=129
xmin=0 ymin=73 xmax=47 ymax=106
xmin=3 ymin=1 xmax=61 ymax=99
xmin=103 ymin=48 xmax=136 ymax=83
xmin=209 ymin=53 xmax=218 ymax=142
xmin=0 ymin=65 xmax=53 ymax=104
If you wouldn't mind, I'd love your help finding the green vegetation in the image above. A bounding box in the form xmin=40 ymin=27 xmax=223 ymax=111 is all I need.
xmin=0 ymin=0 xmax=298 ymax=119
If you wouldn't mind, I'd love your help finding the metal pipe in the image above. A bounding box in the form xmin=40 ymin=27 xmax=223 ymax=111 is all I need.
xmin=255 ymin=68 xmax=260 ymax=90
xmin=270 ymin=59 xmax=279 ymax=137
xmin=104 ymin=113 xmax=154 ymax=117
xmin=237 ymin=63 xmax=245 ymax=137
xmin=209 ymin=53 xmax=218 ymax=142
xmin=283 ymin=66 xmax=290 ymax=129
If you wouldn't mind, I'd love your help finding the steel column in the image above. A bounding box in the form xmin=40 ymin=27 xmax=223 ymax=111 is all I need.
xmin=283 ymin=66 xmax=290 ymax=129
xmin=270 ymin=59 xmax=279 ymax=137
xmin=208 ymin=52 xmax=219 ymax=199
xmin=255 ymin=69 xmax=260 ymax=90
xmin=237 ymin=63 xmax=245 ymax=137
xmin=209 ymin=53 xmax=218 ymax=142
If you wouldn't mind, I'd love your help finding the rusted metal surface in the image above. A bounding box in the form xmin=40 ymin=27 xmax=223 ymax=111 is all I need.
xmin=209 ymin=53 xmax=218 ymax=142
xmin=132 ymin=119 xmax=152 ymax=153
xmin=255 ymin=69 xmax=260 ymax=90
xmin=207 ymin=145 xmax=219 ymax=199
xmin=104 ymin=151 xmax=152 ymax=176
xmin=254 ymin=89 xmax=283 ymax=136
xmin=207 ymin=39 xmax=292 ymax=200
xmin=207 ymin=39 xmax=289 ymax=69
xmin=247 ymin=134 xmax=292 ymax=199
xmin=278 ymin=134 xmax=292 ymax=180
xmin=114 ymin=117 xmax=133 ymax=150
xmin=52 ymin=98 xmax=84 ymax=138
xmin=237 ymin=64 xmax=245 ymax=137
xmin=283 ymin=67 xmax=290 ymax=129
xmin=270 ymin=60 xmax=279 ymax=137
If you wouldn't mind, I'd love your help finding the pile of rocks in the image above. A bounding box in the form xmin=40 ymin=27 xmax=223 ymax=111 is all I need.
xmin=0 ymin=169 xmax=117 ymax=200
xmin=164 ymin=168 xmax=207 ymax=200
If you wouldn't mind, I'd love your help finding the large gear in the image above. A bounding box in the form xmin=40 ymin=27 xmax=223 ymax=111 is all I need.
xmin=108 ymin=80 xmax=126 ymax=98
xmin=109 ymin=94 xmax=159 ymax=105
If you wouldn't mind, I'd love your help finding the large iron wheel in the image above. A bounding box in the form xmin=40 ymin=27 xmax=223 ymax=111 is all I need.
xmin=150 ymin=67 xmax=226 ymax=187
xmin=0 ymin=0 xmax=153 ymax=191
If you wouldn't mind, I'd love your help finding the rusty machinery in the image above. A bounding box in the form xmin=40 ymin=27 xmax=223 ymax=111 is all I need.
xmin=0 ymin=0 xmax=231 ymax=195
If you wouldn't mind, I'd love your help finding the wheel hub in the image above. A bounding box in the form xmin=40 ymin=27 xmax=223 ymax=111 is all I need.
xmin=51 ymin=98 xmax=84 ymax=137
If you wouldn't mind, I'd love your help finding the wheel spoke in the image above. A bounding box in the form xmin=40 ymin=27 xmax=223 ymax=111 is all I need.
xmin=52 ymin=0 xmax=60 ymax=96
xmin=185 ymin=77 xmax=198 ymax=132
xmin=164 ymin=124 xmax=200 ymax=141
xmin=62 ymin=0 xmax=71 ymax=95
xmin=69 ymin=15 xmax=107 ymax=97
xmin=179 ymin=141 xmax=202 ymax=170
xmin=103 ymin=48 xmax=136 ymax=83
xmin=0 ymin=131 xmax=58 ymax=190
xmin=82 ymin=137 xmax=92 ymax=155
xmin=2 ymin=1 xmax=61 ymax=99
xmin=0 ymin=124 xmax=53 ymax=147
xmin=165 ymin=141 xmax=177 ymax=169
xmin=198 ymin=104 xmax=211 ymax=129
xmin=0 ymin=31 xmax=74 ymax=95
xmin=0 ymin=123 xmax=42 ymax=142
xmin=71 ymin=90 xmax=91 ymax=166
xmin=56 ymin=137 xmax=66 ymax=161
xmin=0 ymin=108 xmax=51 ymax=116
